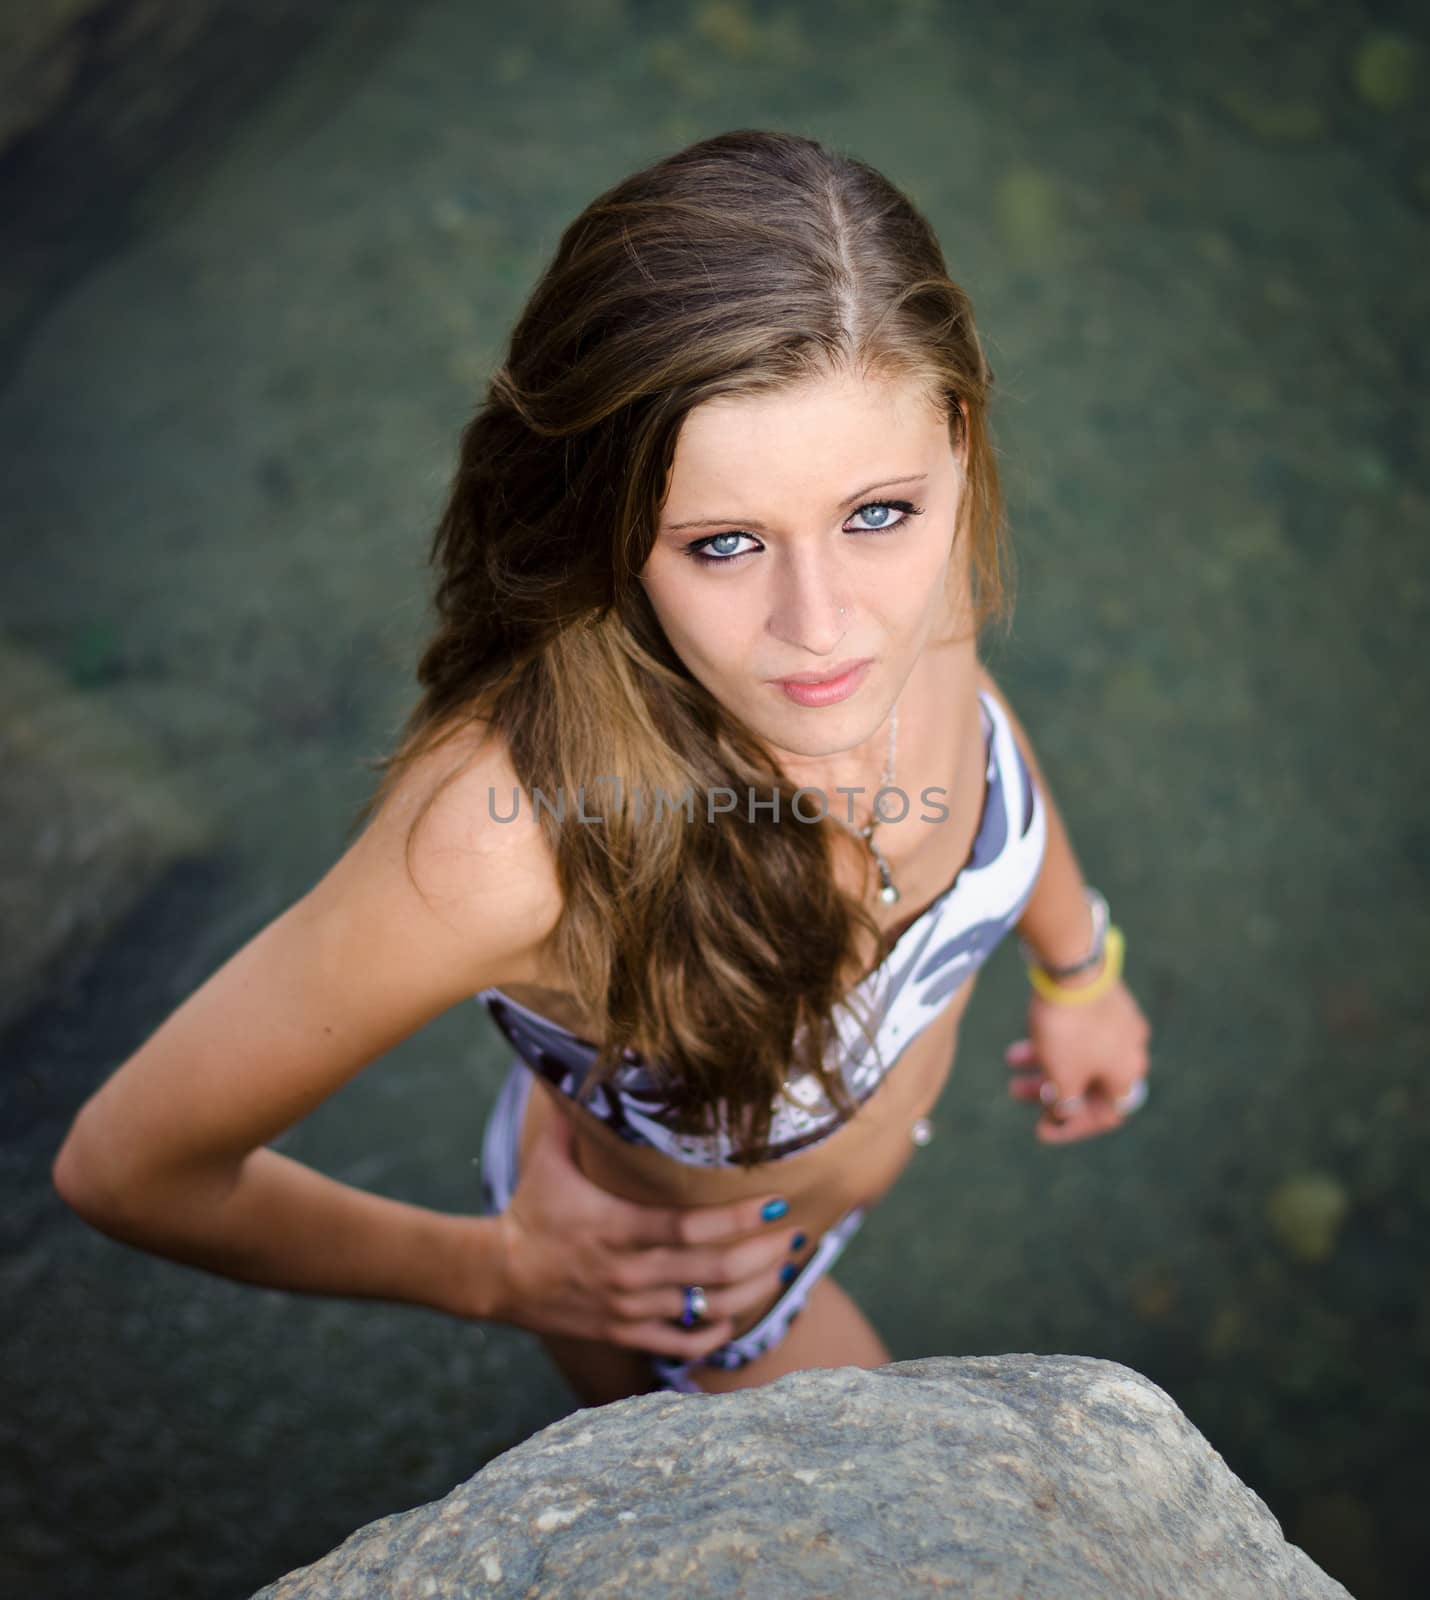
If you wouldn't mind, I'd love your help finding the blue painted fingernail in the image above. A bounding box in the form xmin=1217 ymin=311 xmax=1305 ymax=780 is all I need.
xmin=762 ymin=1198 xmax=788 ymax=1221
xmin=780 ymin=1262 xmax=798 ymax=1284
xmin=790 ymin=1232 xmax=807 ymax=1251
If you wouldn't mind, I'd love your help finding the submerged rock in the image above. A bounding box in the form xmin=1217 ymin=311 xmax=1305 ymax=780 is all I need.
xmin=251 ymin=1354 xmax=1352 ymax=1599
xmin=1350 ymin=32 xmax=1421 ymax=114
xmin=0 ymin=641 xmax=212 ymax=1032
xmin=1266 ymin=1171 xmax=1351 ymax=1264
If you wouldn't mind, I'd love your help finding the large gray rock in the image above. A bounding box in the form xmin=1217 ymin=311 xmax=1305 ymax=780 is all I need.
xmin=251 ymin=1354 xmax=1352 ymax=1599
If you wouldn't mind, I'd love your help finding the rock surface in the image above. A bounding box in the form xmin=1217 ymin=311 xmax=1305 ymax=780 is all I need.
xmin=251 ymin=1354 xmax=1353 ymax=1600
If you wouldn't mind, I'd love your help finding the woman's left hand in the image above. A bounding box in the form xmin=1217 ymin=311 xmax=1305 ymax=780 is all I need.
xmin=1004 ymin=978 xmax=1152 ymax=1144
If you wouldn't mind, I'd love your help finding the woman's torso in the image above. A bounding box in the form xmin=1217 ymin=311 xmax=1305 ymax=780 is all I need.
xmin=482 ymin=636 xmax=1002 ymax=1339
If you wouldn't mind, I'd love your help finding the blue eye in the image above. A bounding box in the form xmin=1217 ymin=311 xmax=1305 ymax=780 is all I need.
xmin=692 ymin=530 xmax=755 ymax=564
xmin=682 ymin=500 xmax=925 ymax=567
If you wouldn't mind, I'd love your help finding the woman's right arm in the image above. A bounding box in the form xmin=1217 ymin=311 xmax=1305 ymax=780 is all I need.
xmin=50 ymin=729 xmax=555 ymax=1323
xmin=52 ymin=729 xmax=803 ymax=1359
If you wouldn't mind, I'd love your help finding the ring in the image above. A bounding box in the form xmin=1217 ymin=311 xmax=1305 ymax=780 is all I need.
xmin=1039 ymin=1080 xmax=1085 ymax=1116
xmin=678 ymin=1285 xmax=708 ymax=1327
xmin=1115 ymin=1078 xmax=1148 ymax=1115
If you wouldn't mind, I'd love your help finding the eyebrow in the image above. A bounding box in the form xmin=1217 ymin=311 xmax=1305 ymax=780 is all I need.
xmin=663 ymin=472 xmax=930 ymax=534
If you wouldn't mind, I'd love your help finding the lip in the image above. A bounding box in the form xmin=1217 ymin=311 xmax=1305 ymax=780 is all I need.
xmin=774 ymin=657 xmax=873 ymax=707
xmin=776 ymin=658 xmax=872 ymax=687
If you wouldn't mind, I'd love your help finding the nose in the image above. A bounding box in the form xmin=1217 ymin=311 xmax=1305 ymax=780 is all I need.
xmin=766 ymin=552 xmax=850 ymax=657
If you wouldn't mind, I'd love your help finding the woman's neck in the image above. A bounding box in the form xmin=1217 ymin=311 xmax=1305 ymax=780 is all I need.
xmin=772 ymin=638 xmax=963 ymax=808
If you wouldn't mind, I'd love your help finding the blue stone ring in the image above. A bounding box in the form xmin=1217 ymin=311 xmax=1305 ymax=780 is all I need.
xmin=679 ymin=1285 xmax=709 ymax=1327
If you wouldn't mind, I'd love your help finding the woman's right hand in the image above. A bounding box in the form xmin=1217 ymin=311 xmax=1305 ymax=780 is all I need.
xmin=487 ymin=1093 xmax=800 ymax=1362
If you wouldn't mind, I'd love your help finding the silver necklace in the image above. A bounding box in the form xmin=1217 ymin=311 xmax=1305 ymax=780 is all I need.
xmin=832 ymin=705 xmax=901 ymax=904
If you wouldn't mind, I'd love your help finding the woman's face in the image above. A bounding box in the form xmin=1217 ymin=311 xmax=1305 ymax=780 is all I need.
xmin=640 ymin=366 xmax=968 ymax=763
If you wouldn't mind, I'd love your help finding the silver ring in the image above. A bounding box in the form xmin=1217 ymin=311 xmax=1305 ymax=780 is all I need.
xmin=679 ymin=1285 xmax=708 ymax=1327
xmin=1115 ymin=1078 xmax=1148 ymax=1115
xmin=1039 ymin=1080 xmax=1084 ymax=1114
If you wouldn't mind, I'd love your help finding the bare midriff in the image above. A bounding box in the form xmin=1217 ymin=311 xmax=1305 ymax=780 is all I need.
xmin=507 ymin=966 xmax=980 ymax=1340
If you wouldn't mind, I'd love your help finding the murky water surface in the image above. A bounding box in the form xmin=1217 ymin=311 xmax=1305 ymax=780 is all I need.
xmin=3 ymin=3 xmax=1426 ymax=1594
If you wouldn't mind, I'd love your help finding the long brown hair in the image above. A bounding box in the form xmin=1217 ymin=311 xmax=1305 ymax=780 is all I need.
xmin=350 ymin=129 xmax=1014 ymax=1167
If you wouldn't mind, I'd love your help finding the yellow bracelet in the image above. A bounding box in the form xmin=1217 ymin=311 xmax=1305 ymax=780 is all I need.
xmin=1025 ymin=924 xmax=1125 ymax=1006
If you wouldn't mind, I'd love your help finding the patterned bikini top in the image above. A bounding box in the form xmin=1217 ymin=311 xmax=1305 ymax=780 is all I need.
xmin=476 ymin=686 xmax=1048 ymax=1166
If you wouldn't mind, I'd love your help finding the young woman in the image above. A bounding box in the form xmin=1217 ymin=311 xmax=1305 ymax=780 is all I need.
xmin=52 ymin=129 xmax=1151 ymax=1409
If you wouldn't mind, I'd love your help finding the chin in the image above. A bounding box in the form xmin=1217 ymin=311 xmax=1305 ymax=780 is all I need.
xmin=770 ymin=706 xmax=878 ymax=756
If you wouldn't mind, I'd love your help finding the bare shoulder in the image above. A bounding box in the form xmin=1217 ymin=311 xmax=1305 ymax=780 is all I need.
xmin=316 ymin=716 xmax=564 ymax=990
xmin=971 ymin=657 xmax=1041 ymax=768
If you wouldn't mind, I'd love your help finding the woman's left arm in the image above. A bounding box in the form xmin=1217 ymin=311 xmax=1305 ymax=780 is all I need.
xmin=976 ymin=664 xmax=1153 ymax=1144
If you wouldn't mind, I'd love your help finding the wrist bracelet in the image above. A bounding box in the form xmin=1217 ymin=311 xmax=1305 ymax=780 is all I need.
xmin=1026 ymin=924 xmax=1124 ymax=1006
xmin=1017 ymin=886 xmax=1108 ymax=978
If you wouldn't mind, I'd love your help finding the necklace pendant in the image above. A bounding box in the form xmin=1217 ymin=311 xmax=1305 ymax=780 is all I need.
xmin=868 ymin=839 xmax=900 ymax=905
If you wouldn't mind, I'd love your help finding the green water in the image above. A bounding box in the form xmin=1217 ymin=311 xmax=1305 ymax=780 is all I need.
xmin=3 ymin=2 xmax=1426 ymax=1595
